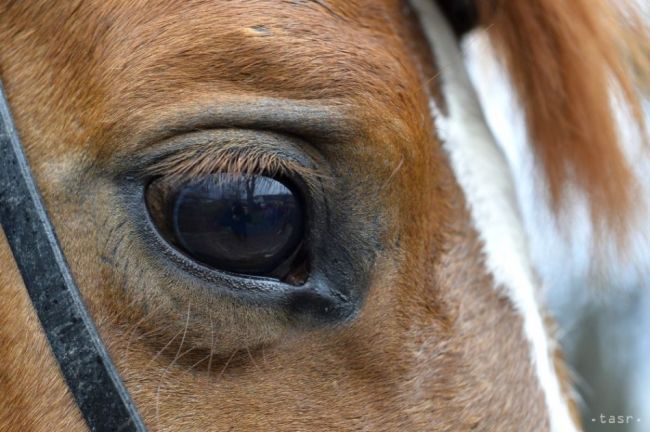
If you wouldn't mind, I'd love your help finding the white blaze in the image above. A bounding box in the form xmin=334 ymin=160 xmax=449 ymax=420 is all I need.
xmin=408 ymin=1 xmax=579 ymax=431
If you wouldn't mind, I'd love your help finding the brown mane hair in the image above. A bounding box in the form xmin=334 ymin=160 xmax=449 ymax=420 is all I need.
xmin=478 ymin=0 xmax=649 ymax=232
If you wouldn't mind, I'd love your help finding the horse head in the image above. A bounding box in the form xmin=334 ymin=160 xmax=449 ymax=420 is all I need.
xmin=1 ymin=1 xmax=646 ymax=430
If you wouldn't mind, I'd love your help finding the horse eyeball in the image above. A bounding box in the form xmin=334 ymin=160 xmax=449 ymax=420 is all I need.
xmin=146 ymin=173 xmax=306 ymax=279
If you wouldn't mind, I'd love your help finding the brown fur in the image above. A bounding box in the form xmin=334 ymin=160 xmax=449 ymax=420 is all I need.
xmin=1 ymin=0 xmax=644 ymax=430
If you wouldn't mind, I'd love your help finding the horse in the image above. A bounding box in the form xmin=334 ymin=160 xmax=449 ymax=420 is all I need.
xmin=0 ymin=0 xmax=647 ymax=430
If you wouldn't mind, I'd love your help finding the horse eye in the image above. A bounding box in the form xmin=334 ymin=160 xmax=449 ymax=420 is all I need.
xmin=146 ymin=173 xmax=306 ymax=280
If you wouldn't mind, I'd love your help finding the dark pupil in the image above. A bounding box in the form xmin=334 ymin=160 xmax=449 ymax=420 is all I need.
xmin=171 ymin=174 xmax=304 ymax=275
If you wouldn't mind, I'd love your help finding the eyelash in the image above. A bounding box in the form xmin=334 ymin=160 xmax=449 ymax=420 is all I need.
xmin=143 ymin=143 xmax=325 ymax=191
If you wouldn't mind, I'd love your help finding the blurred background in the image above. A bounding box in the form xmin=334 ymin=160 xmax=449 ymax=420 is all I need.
xmin=464 ymin=31 xmax=650 ymax=432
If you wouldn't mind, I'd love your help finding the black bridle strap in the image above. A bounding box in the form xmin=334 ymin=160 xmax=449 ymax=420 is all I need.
xmin=0 ymin=80 xmax=147 ymax=431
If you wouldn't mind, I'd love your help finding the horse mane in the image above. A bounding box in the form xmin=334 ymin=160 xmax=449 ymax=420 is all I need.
xmin=475 ymin=0 xmax=649 ymax=233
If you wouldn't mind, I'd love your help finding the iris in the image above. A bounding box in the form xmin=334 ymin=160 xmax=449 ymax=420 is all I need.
xmin=148 ymin=173 xmax=305 ymax=277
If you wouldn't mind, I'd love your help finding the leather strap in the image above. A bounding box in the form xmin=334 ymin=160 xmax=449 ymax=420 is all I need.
xmin=0 ymin=79 xmax=147 ymax=432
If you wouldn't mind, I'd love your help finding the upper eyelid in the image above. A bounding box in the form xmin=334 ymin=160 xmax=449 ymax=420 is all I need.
xmin=115 ymin=97 xmax=355 ymax=159
xmin=104 ymin=98 xmax=354 ymax=188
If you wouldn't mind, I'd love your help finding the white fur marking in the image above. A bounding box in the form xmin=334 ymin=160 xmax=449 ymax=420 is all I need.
xmin=408 ymin=1 xmax=578 ymax=431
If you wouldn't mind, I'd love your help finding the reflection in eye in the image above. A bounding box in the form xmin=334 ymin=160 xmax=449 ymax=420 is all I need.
xmin=146 ymin=173 xmax=306 ymax=279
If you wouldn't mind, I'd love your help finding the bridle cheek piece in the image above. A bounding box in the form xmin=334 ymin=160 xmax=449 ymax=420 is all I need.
xmin=0 ymin=80 xmax=147 ymax=431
